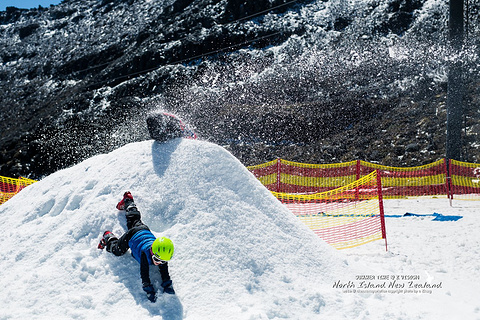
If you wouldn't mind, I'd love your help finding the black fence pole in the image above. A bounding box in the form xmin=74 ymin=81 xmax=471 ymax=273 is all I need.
xmin=446 ymin=0 xmax=464 ymax=162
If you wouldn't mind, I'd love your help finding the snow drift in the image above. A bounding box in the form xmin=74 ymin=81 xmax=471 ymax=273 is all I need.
xmin=0 ymin=138 xmax=367 ymax=319
xmin=2 ymin=138 xmax=480 ymax=319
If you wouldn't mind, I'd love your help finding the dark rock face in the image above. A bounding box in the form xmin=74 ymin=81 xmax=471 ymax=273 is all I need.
xmin=1 ymin=0 xmax=480 ymax=179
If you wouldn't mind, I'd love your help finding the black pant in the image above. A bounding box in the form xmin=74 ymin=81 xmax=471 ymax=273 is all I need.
xmin=107 ymin=207 xmax=147 ymax=256
xmin=106 ymin=206 xmax=170 ymax=284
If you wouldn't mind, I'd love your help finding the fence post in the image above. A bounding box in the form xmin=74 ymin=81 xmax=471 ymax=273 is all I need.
xmin=355 ymin=160 xmax=361 ymax=201
xmin=276 ymin=158 xmax=281 ymax=193
xmin=376 ymin=170 xmax=388 ymax=251
xmin=446 ymin=158 xmax=453 ymax=206
xmin=356 ymin=160 xmax=361 ymax=179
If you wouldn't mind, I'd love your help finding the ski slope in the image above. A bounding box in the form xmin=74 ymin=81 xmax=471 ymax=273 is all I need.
xmin=0 ymin=138 xmax=479 ymax=319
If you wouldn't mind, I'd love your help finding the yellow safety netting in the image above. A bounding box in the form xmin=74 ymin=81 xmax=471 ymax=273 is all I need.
xmin=248 ymin=159 xmax=449 ymax=199
xmin=449 ymin=159 xmax=480 ymax=200
xmin=0 ymin=175 xmax=37 ymax=205
xmin=273 ymin=171 xmax=387 ymax=250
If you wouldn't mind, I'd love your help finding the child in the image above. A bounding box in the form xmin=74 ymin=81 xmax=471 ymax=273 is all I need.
xmin=98 ymin=192 xmax=175 ymax=302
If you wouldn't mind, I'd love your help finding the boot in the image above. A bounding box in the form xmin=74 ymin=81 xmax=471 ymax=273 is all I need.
xmin=116 ymin=191 xmax=134 ymax=210
xmin=98 ymin=231 xmax=118 ymax=250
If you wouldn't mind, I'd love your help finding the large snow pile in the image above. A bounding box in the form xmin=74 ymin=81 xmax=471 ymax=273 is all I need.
xmin=0 ymin=139 xmax=365 ymax=319
xmin=1 ymin=138 xmax=479 ymax=319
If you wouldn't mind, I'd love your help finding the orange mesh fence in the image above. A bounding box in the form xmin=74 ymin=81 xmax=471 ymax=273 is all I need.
xmin=248 ymin=159 xmax=358 ymax=193
xmin=0 ymin=175 xmax=37 ymax=205
xmin=278 ymin=160 xmax=358 ymax=194
xmin=359 ymin=159 xmax=448 ymax=199
xmin=248 ymin=160 xmax=279 ymax=191
xmin=272 ymin=170 xmax=387 ymax=250
xmin=449 ymin=159 xmax=480 ymax=200
xmin=248 ymin=159 xmax=449 ymax=199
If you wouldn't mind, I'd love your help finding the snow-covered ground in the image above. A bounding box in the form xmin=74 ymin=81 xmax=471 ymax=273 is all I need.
xmin=0 ymin=138 xmax=479 ymax=319
xmin=347 ymin=198 xmax=480 ymax=320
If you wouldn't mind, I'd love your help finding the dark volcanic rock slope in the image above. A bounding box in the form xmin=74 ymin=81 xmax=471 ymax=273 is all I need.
xmin=1 ymin=0 xmax=479 ymax=179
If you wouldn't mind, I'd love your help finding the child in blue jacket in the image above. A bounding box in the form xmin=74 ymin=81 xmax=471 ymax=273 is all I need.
xmin=98 ymin=192 xmax=175 ymax=302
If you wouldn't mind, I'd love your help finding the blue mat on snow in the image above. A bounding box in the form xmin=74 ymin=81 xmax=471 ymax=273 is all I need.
xmin=385 ymin=212 xmax=462 ymax=221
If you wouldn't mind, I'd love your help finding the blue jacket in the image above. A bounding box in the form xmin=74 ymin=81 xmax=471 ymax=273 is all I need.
xmin=128 ymin=229 xmax=155 ymax=265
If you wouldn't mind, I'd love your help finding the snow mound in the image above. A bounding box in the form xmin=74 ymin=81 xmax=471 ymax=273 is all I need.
xmin=0 ymin=139 xmax=366 ymax=319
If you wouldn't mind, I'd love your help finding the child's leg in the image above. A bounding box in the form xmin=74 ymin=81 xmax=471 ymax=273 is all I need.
xmin=126 ymin=205 xmax=142 ymax=229
xmin=106 ymin=232 xmax=130 ymax=256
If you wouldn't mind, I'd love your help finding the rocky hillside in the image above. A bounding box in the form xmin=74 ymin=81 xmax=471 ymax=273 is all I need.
xmin=1 ymin=0 xmax=479 ymax=179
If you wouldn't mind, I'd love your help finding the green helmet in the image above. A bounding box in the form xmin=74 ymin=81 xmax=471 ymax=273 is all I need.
xmin=151 ymin=237 xmax=174 ymax=261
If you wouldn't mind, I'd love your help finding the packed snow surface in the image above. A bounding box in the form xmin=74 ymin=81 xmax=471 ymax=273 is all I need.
xmin=0 ymin=138 xmax=479 ymax=319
